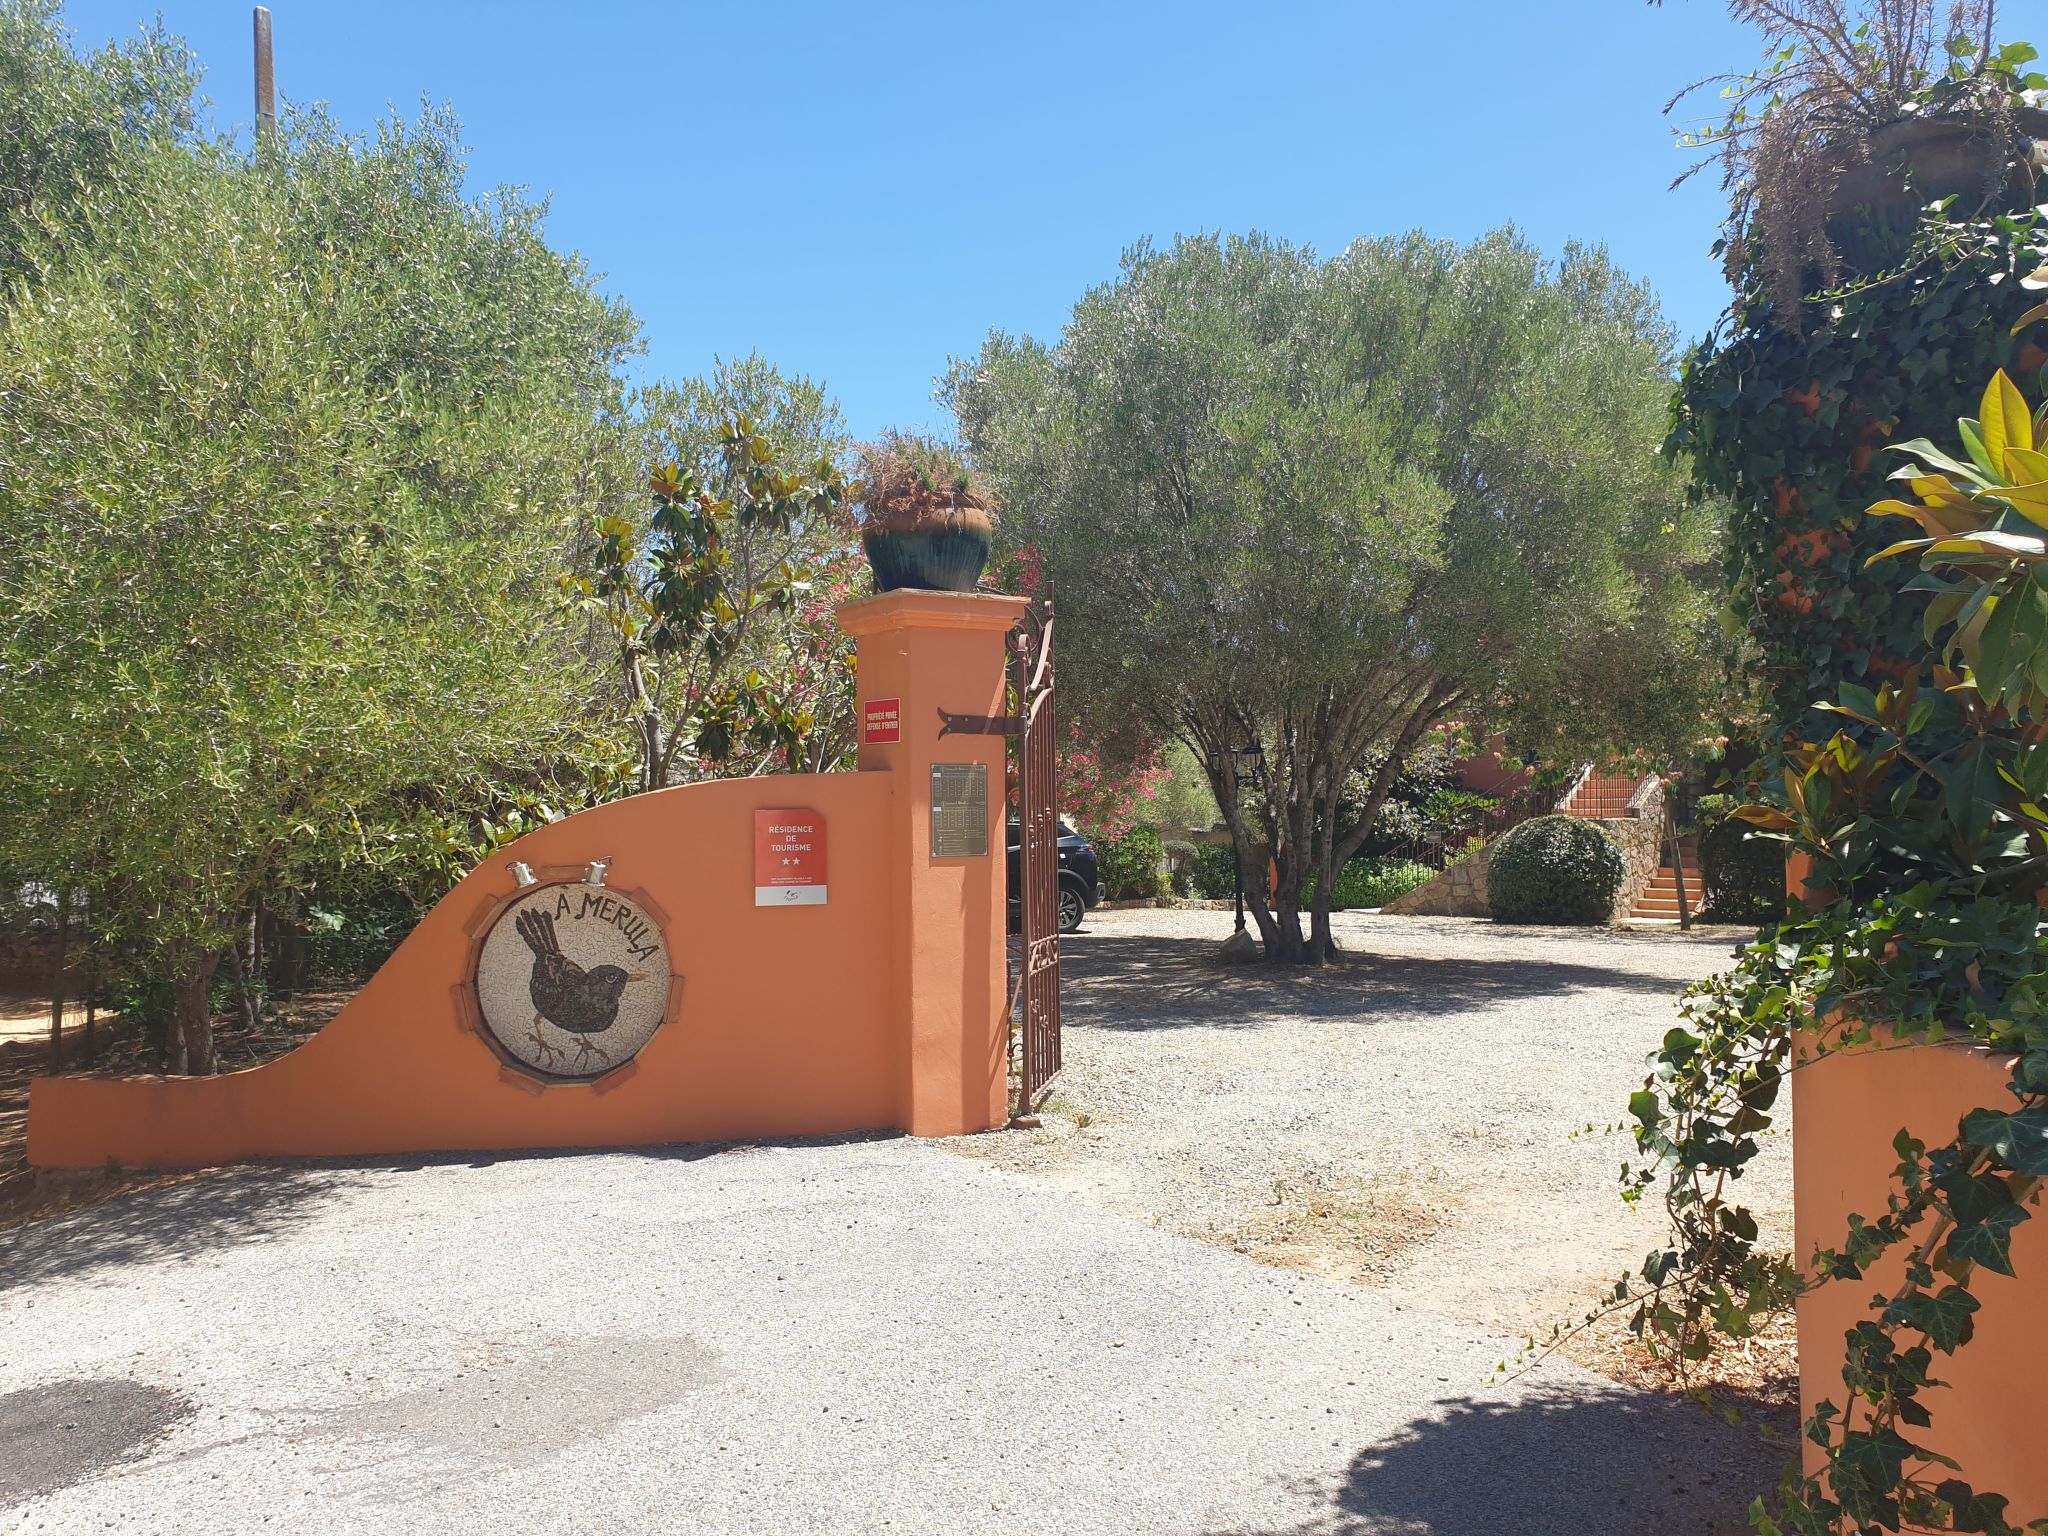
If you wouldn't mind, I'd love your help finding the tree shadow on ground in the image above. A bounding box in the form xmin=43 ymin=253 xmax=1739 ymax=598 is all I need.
xmin=1228 ymin=1384 xmax=1789 ymax=1536
xmin=0 ymin=1165 xmax=364 ymax=1291
xmin=0 ymin=1133 xmax=902 ymax=1291
xmin=1059 ymin=932 xmax=1720 ymax=1031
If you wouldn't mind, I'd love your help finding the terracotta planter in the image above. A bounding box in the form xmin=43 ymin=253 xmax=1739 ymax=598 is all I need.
xmin=1826 ymin=108 xmax=2048 ymax=271
xmin=1794 ymin=1027 xmax=2047 ymax=1517
xmin=862 ymin=519 xmax=992 ymax=594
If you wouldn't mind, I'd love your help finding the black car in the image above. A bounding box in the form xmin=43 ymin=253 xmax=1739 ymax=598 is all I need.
xmin=1006 ymin=821 xmax=1102 ymax=933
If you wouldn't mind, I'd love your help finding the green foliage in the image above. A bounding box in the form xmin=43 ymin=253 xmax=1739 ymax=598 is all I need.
xmin=1670 ymin=205 xmax=2048 ymax=760
xmin=1096 ymin=825 xmax=1166 ymax=902
xmin=1616 ymin=288 xmax=2048 ymax=1533
xmin=1694 ymin=794 xmax=1786 ymax=924
xmin=571 ymin=388 xmax=852 ymax=792
xmin=1137 ymin=741 xmax=1221 ymax=838
xmin=0 ymin=1 xmax=197 ymax=281
xmin=0 ymin=105 xmax=636 ymax=1070
xmin=951 ymin=229 xmax=1728 ymax=961
xmin=1487 ymin=815 xmax=1623 ymax=925
xmin=1327 ymin=859 xmax=1434 ymax=911
xmin=1185 ymin=842 xmax=1240 ymax=900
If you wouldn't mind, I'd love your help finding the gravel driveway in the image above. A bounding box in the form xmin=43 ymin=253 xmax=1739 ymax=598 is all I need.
xmin=0 ymin=1138 xmax=1772 ymax=1535
xmin=955 ymin=909 xmax=1791 ymax=1346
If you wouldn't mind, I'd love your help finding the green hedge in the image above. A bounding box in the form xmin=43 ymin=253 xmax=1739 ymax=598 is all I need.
xmin=1097 ymin=824 xmax=1166 ymax=900
xmin=1183 ymin=842 xmax=1238 ymax=899
xmin=1488 ymin=815 xmax=1622 ymax=925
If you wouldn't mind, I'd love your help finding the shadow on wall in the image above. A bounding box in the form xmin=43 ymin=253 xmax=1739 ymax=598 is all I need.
xmin=1222 ymin=1386 xmax=1784 ymax=1536
xmin=1059 ymin=932 xmax=1727 ymax=1032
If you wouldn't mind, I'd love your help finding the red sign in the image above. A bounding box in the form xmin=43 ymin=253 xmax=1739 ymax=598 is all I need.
xmin=862 ymin=697 xmax=901 ymax=744
xmin=755 ymin=809 xmax=827 ymax=907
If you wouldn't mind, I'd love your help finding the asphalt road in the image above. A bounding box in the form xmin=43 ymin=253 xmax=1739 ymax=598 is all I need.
xmin=0 ymin=1138 xmax=1772 ymax=1535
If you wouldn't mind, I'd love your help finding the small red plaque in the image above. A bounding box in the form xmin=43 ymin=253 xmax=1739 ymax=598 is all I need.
xmin=863 ymin=697 xmax=902 ymax=744
xmin=755 ymin=809 xmax=826 ymax=907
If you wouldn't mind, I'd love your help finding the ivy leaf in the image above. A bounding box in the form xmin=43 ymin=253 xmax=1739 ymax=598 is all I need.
xmin=1932 ymin=1478 xmax=2012 ymax=1533
xmin=1944 ymin=1198 xmax=2028 ymax=1277
xmin=1959 ymin=1104 xmax=2048 ymax=1174
xmin=1888 ymin=1284 xmax=1980 ymax=1351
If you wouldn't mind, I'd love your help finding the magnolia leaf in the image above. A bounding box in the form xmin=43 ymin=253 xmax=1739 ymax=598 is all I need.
xmin=1981 ymin=370 xmax=2034 ymax=472
xmin=1959 ymin=417 xmax=1999 ymax=480
xmin=2011 ymin=300 xmax=2048 ymax=332
xmin=1889 ymin=438 xmax=1990 ymax=487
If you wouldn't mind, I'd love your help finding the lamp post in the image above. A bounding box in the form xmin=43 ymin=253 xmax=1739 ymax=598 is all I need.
xmin=1206 ymin=743 xmax=1267 ymax=936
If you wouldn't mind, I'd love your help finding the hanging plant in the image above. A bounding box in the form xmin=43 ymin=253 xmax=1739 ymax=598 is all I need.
xmin=1667 ymin=2 xmax=2047 ymax=328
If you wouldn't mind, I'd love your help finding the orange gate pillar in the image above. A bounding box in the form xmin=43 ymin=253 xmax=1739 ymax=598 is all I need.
xmin=837 ymin=590 xmax=1028 ymax=1137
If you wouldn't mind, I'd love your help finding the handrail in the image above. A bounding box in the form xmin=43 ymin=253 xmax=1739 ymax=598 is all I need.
xmin=1625 ymin=772 xmax=1661 ymax=819
xmin=1555 ymin=763 xmax=1594 ymax=814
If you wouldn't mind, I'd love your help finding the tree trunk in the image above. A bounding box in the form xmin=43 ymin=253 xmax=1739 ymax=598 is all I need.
xmin=172 ymin=950 xmax=221 ymax=1076
xmin=47 ymin=887 xmax=71 ymax=1069
xmin=83 ymin=952 xmax=97 ymax=1067
xmin=225 ymin=910 xmax=260 ymax=1034
xmin=1668 ymin=810 xmax=1693 ymax=933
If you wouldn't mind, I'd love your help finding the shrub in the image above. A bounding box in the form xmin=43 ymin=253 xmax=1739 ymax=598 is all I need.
xmin=1097 ymin=824 xmax=1166 ymax=901
xmin=1487 ymin=815 xmax=1623 ymax=925
xmin=1693 ymin=798 xmax=1786 ymax=925
xmin=1186 ymin=842 xmax=1238 ymax=899
xmin=1328 ymin=859 xmax=1434 ymax=910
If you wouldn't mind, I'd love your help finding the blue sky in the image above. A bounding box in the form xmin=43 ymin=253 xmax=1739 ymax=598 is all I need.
xmin=61 ymin=1 xmax=1760 ymax=440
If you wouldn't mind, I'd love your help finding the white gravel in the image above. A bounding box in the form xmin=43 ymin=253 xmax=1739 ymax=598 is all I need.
xmin=0 ymin=1138 xmax=1774 ymax=1534
xmin=956 ymin=908 xmax=1792 ymax=1342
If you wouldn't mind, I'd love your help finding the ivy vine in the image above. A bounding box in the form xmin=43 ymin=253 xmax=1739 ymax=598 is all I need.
xmin=1670 ymin=207 xmax=2048 ymax=753
xmin=1616 ymin=279 xmax=2048 ymax=1533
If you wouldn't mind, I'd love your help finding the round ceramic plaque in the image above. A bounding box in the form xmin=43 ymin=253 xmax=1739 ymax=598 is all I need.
xmin=474 ymin=884 xmax=671 ymax=1080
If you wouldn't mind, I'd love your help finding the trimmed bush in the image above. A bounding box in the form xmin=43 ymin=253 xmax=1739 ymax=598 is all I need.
xmin=1694 ymin=797 xmax=1786 ymax=925
xmin=1488 ymin=815 xmax=1623 ymax=925
xmin=1097 ymin=824 xmax=1167 ymax=901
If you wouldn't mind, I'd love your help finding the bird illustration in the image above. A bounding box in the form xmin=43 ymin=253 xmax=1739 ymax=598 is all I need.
xmin=513 ymin=907 xmax=646 ymax=1073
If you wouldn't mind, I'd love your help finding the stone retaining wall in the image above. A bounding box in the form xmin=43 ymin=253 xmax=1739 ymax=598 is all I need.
xmin=1381 ymin=773 xmax=1667 ymax=925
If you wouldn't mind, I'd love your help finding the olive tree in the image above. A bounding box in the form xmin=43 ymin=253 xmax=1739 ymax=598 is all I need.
xmin=949 ymin=230 xmax=1727 ymax=962
xmin=0 ymin=110 xmax=636 ymax=1070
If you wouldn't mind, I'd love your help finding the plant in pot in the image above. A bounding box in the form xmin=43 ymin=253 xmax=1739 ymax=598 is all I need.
xmin=1580 ymin=283 xmax=2048 ymax=1531
xmin=1668 ymin=0 xmax=2047 ymax=325
xmin=854 ymin=431 xmax=995 ymax=593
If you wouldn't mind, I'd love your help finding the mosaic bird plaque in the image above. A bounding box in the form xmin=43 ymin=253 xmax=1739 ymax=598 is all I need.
xmin=474 ymin=884 xmax=671 ymax=1080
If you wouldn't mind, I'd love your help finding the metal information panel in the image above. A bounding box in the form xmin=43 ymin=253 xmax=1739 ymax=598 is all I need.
xmin=929 ymin=763 xmax=989 ymax=858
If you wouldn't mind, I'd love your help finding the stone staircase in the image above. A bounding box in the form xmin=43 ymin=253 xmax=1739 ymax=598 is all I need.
xmin=1627 ymin=835 xmax=1701 ymax=926
xmin=1560 ymin=771 xmax=1700 ymax=926
xmin=1560 ymin=771 xmax=1640 ymax=821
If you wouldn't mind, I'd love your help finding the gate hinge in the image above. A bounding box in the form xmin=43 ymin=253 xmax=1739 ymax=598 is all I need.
xmin=936 ymin=707 xmax=1025 ymax=738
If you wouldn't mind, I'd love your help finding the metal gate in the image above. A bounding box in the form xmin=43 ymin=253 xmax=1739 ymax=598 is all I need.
xmin=1010 ymin=597 xmax=1061 ymax=1110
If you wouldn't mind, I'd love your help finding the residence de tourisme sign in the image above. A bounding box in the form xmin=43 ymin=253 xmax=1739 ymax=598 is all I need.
xmin=755 ymin=809 xmax=826 ymax=906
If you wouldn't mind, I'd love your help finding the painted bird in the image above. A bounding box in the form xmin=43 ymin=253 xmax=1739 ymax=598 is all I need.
xmin=513 ymin=908 xmax=645 ymax=1073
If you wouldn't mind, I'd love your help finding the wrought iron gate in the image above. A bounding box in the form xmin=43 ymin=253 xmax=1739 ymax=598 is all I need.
xmin=1010 ymin=596 xmax=1061 ymax=1110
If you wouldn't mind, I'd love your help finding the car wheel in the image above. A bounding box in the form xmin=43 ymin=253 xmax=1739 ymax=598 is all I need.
xmin=1057 ymin=884 xmax=1085 ymax=933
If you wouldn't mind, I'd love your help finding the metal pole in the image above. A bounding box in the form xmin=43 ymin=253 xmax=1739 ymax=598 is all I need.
xmin=1233 ymin=849 xmax=1245 ymax=933
xmin=253 ymin=7 xmax=276 ymax=142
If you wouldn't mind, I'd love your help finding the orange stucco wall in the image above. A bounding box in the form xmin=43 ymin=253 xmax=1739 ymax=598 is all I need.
xmin=27 ymin=589 xmax=1026 ymax=1170
xmin=1794 ymin=1034 xmax=2048 ymax=1516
